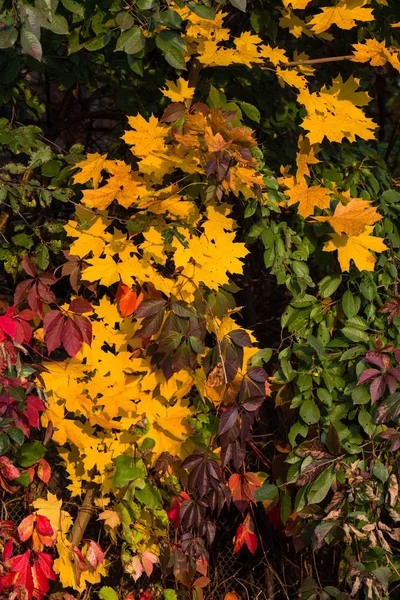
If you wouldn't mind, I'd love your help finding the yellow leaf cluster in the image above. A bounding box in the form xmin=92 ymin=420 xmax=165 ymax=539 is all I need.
xmin=309 ymin=0 xmax=374 ymax=35
xmin=352 ymin=39 xmax=400 ymax=71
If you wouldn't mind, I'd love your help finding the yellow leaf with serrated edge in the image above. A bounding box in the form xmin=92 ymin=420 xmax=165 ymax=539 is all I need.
xmin=286 ymin=180 xmax=332 ymax=218
xmin=276 ymin=66 xmax=308 ymax=90
xmin=161 ymin=77 xmax=194 ymax=102
xmin=279 ymin=10 xmax=314 ymax=38
xmin=309 ymin=0 xmax=374 ymax=34
xmin=64 ymin=215 xmax=112 ymax=259
xmin=122 ymin=114 xmax=167 ymax=158
xmin=296 ymin=136 xmax=320 ymax=180
xmin=352 ymin=39 xmax=400 ymax=71
xmin=313 ymin=198 xmax=382 ymax=236
xmin=33 ymin=492 xmax=73 ymax=535
xmin=259 ymin=44 xmax=288 ymax=65
xmin=282 ymin=0 xmax=312 ymax=8
xmin=323 ymin=226 xmax=387 ymax=272
xmin=73 ymin=153 xmax=112 ymax=188
xmin=298 ymin=77 xmax=377 ymax=144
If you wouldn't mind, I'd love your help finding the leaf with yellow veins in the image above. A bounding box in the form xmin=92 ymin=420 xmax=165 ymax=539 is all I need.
xmin=296 ymin=136 xmax=320 ymax=180
xmin=286 ymin=180 xmax=332 ymax=218
xmin=352 ymin=39 xmax=400 ymax=71
xmin=122 ymin=114 xmax=168 ymax=158
xmin=161 ymin=78 xmax=194 ymax=103
xmin=313 ymin=198 xmax=382 ymax=236
xmin=233 ymin=32 xmax=265 ymax=66
xmin=323 ymin=226 xmax=387 ymax=272
xmin=298 ymin=77 xmax=377 ymax=144
xmin=259 ymin=44 xmax=289 ymax=65
xmin=98 ymin=510 xmax=121 ymax=528
xmin=64 ymin=216 xmax=112 ymax=259
xmin=139 ymin=227 xmax=168 ymax=265
xmin=276 ymin=66 xmax=308 ymax=90
xmin=282 ymin=0 xmax=312 ymax=8
xmin=83 ymin=255 xmax=126 ymax=287
xmin=309 ymin=0 xmax=374 ymax=34
xmin=73 ymin=153 xmax=113 ymax=188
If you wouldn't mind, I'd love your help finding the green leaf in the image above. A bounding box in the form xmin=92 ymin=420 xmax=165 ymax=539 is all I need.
xmin=238 ymin=102 xmax=260 ymax=123
xmin=164 ymin=591 xmax=177 ymax=600
xmin=61 ymin=0 xmax=85 ymax=17
xmin=0 ymin=434 xmax=10 ymax=455
xmin=373 ymin=460 xmax=389 ymax=483
xmin=300 ymin=400 xmax=320 ymax=425
xmin=15 ymin=472 xmax=30 ymax=487
xmin=12 ymin=234 xmax=33 ymax=249
xmin=358 ymin=408 xmax=376 ymax=436
xmin=84 ymin=32 xmax=112 ymax=51
xmin=113 ymin=455 xmax=143 ymax=488
xmin=307 ymin=467 xmax=335 ymax=505
xmin=229 ymin=0 xmax=247 ymax=10
xmin=41 ymin=159 xmax=62 ymax=177
xmin=253 ymin=483 xmax=278 ymax=502
xmin=21 ymin=28 xmax=42 ymax=61
xmin=280 ymin=491 xmax=291 ymax=524
xmin=17 ymin=441 xmax=46 ymax=467
xmin=7 ymin=427 xmax=24 ymax=446
xmin=360 ymin=280 xmax=377 ymax=301
xmin=318 ymin=275 xmax=342 ymax=299
xmin=306 ymin=334 xmax=327 ymax=358
xmin=342 ymin=290 xmax=360 ymax=318
xmin=116 ymin=27 xmax=145 ymax=54
xmin=164 ymin=47 xmax=187 ymax=70
xmin=99 ymin=587 xmax=118 ymax=600
xmin=34 ymin=244 xmax=50 ymax=270
xmin=116 ymin=12 xmax=135 ymax=31
xmin=135 ymin=483 xmax=161 ymax=509
xmin=341 ymin=327 xmax=369 ymax=343
xmin=187 ymin=1 xmax=215 ymax=20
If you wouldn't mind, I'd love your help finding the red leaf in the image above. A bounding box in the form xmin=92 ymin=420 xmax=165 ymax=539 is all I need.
xmin=43 ymin=311 xmax=65 ymax=354
xmin=370 ymin=376 xmax=386 ymax=403
xmin=35 ymin=516 xmax=53 ymax=537
xmin=18 ymin=515 xmax=34 ymax=542
xmin=32 ymin=551 xmax=56 ymax=598
xmin=27 ymin=285 xmax=42 ymax=317
xmin=37 ymin=459 xmax=51 ymax=485
xmin=85 ymin=540 xmax=105 ymax=571
xmin=0 ymin=316 xmax=17 ymax=339
xmin=0 ymin=521 xmax=20 ymax=544
xmin=69 ymin=298 xmax=93 ymax=314
xmin=357 ymin=368 xmax=381 ymax=386
xmin=8 ymin=551 xmax=34 ymax=599
xmin=0 ymin=457 xmax=20 ymax=480
xmin=36 ymin=281 xmax=56 ymax=305
xmin=116 ymin=283 xmax=144 ymax=317
xmin=22 ymin=256 xmax=37 ymax=277
xmin=233 ymin=515 xmax=258 ymax=555
xmin=14 ymin=280 xmax=34 ymax=307
xmin=73 ymin=315 xmax=92 ymax=346
xmin=63 ymin=317 xmax=83 ymax=358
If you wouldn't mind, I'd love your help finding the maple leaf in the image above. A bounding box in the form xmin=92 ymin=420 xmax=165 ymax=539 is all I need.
xmin=161 ymin=78 xmax=194 ymax=103
xmin=73 ymin=153 xmax=112 ymax=189
xmin=98 ymin=510 xmax=121 ymax=528
xmin=233 ymin=514 xmax=258 ymax=554
xmin=276 ymin=66 xmax=308 ymax=91
xmin=259 ymin=44 xmax=288 ymax=65
xmin=282 ymin=0 xmax=311 ymax=8
xmin=122 ymin=114 xmax=167 ymax=158
xmin=296 ymin=136 xmax=320 ymax=180
xmin=286 ymin=180 xmax=332 ymax=218
xmin=298 ymin=77 xmax=377 ymax=144
xmin=313 ymin=198 xmax=382 ymax=236
xmin=323 ymin=226 xmax=387 ymax=272
xmin=352 ymin=39 xmax=400 ymax=71
xmin=309 ymin=0 xmax=374 ymax=35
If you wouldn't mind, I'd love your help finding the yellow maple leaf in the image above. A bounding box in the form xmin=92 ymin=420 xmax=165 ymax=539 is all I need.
xmin=298 ymin=78 xmax=377 ymax=144
xmin=323 ymin=226 xmax=387 ymax=272
xmin=98 ymin=510 xmax=121 ymax=528
xmin=33 ymin=492 xmax=73 ymax=535
xmin=309 ymin=0 xmax=374 ymax=34
xmin=286 ymin=180 xmax=332 ymax=218
xmin=282 ymin=0 xmax=312 ymax=8
xmin=259 ymin=44 xmax=289 ymax=65
xmin=122 ymin=114 xmax=167 ymax=158
xmin=73 ymin=153 xmax=112 ymax=188
xmin=279 ymin=10 xmax=314 ymax=38
xmin=161 ymin=77 xmax=194 ymax=102
xmin=296 ymin=136 xmax=320 ymax=180
xmin=313 ymin=198 xmax=382 ymax=236
xmin=64 ymin=215 xmax=112 ymax=259
xmin=276 ymin=66 xmax=308 ymax=90
xmin=352 ymin=39 xmax=400 ymax=71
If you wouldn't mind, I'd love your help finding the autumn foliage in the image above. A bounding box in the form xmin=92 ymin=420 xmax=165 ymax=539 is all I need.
xmin=2 ymin=0 xmax=400 ymax=599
